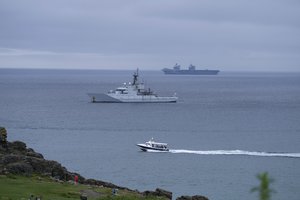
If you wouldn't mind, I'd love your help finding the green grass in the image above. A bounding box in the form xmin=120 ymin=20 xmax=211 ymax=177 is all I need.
xmin=0 ymin=174 xmax=86 ymax=200
xmin=0 ymin=174 xmax=166 ymax=200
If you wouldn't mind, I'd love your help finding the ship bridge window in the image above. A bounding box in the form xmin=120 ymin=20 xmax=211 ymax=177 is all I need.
xmin=116 ymin=88 xmax=126 ymax=91
xmin=116 ymin=87 xmax=128 ymax=94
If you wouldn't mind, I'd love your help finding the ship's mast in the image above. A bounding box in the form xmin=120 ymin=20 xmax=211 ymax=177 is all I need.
xmin=132 ymin=68 xmax=139 ymax=85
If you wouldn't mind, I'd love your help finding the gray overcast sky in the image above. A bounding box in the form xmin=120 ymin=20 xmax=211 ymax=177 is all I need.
xmin=0 ymin=0 xmax=300 ymax=71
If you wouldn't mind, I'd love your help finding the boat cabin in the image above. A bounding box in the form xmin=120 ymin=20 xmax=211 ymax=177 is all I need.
xmin=146 ymin=141 xmax=168 ymax=149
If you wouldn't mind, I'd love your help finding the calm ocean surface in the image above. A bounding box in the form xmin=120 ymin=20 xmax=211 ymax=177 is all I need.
xmin=1 ymin=69 xmax=300 ymax=199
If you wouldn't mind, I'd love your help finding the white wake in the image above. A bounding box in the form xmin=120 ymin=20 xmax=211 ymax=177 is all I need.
xmin=169 ymin=149 xmax=300 ymax=158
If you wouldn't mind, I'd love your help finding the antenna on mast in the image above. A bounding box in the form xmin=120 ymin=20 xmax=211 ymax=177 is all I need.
xmin=133 ymin=68 xmax=139 ymax=85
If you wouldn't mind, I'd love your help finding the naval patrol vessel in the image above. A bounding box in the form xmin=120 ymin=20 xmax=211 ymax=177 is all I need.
xmin=88 ymin=70 xmax=178 ymax=103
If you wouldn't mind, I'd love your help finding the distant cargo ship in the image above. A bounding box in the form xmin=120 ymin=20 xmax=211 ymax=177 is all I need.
xmin=162 ymin=63 xmax=220 ymax=75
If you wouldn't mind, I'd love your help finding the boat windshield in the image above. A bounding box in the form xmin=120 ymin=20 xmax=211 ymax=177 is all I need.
xmin=154 ymin=144 xmax=166 ymax=148
xmin=146 ymin=142 xmax=167 ymax=148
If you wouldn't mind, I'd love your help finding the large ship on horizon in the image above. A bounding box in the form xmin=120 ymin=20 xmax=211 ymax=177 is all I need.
xmin=162 ymin=63 xmax=220 ymax=75
xmin=88 ymin=69 xmax=178 ymax=103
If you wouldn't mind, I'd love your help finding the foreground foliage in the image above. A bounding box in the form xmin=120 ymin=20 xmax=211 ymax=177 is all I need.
xmin=251 ymin=172 xmax=275 ymax=200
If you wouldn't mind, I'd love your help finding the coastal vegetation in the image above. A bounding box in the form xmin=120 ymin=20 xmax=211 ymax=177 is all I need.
xmin=251 ymin=172 xmax=275 ymax=200
xmin=0 ymin=174 xmax=166 ymax=200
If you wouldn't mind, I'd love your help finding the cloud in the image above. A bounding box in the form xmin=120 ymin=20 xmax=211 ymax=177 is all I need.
xmin=138 ymin=0 xmax=300 ymax=27
xmin=0 ymin=48 xmax=57 ymax=56
xmin=0 ymin=0 xmax=299 ymax=71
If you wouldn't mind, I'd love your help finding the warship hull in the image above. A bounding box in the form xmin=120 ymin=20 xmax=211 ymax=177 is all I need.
xmin=163 ymin=69 xmax=219 ymax=75
xmin=88 ymin=93 xmax=177 ymax=103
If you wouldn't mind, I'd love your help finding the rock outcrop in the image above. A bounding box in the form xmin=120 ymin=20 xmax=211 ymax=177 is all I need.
xmin=176 ymin=195 xmax=209 ymax=200
xmin=0 ymin=127 xmax=7 ymax=147
xmin=0 ymin=139 xmax=83 ymax=181
xmin=143 ymin=188 xmax=172 ymax=200
xmin=0 ymin=138 xmax=129 ymax=190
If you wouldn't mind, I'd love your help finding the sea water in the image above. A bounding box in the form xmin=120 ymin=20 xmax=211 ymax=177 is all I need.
xmin=0 ymin=69 xmax=300 ymax=200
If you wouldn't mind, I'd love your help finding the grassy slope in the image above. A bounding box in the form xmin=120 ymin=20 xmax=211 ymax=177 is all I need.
xmin=0 ymin=174 xmax=166 ymax=200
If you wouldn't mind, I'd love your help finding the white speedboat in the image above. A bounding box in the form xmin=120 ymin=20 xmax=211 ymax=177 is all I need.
xmin=137 ymin=138 xmax=169 ymax=152
xmin=88 ymin=69 xmax=178 ymax=103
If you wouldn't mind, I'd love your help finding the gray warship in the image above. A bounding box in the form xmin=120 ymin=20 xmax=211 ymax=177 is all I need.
xmin=162 ymin=63 xmax=220 ymax=75
xmin=88 ymin=69 xmax=178 ymax=103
